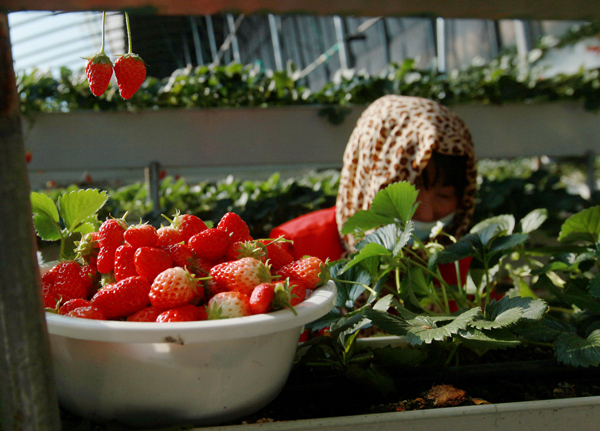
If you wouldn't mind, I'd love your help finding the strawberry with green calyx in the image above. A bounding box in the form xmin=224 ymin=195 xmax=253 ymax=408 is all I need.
xmin=225 ymin=239 xmax=266 ymax=262
xmin=271 ymin=279 xmax=300 ymax=315
xmin=210 ymin=257 xmax=274 ymax=297
xmin=162 ymin=211 xmax=208 ymax=243
xmin=206 ymin=291 xmax=252 ymax=319
xmin=257 ymin=239 xmax=294 ymax=272
xmin=156 ymin=226 xmax=184 ymax=248
xmin=83 ymin=11 xmax=113 ymax=97
xmin=114 ymin=12 xmax=147 ymax=100
xmin=149 ymin=266 xmax=203 ymax=310
xmin=217 ymin=212 xmax=251 ymax=243
xmin=74 ymin=231 xmax=100 ymax=266
xmin=249 ymin=282 xmax=275 ymax=315
xmin=276 ymin=256 xmax=330 ymax=290
xmin=124 ymin=222 xmax=158 ymax=249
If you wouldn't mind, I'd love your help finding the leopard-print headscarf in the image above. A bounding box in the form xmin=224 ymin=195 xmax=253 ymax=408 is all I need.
xmin=335 ymin=95 xmax=478 ymax=251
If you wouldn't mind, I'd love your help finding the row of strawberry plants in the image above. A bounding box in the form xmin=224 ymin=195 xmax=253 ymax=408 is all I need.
xmin=33 ymin=163 xmax=600 ymax=243
xmin=17 ymin=20 xmax=600 ymax=122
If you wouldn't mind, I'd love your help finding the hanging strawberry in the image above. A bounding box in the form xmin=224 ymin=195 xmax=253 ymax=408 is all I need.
xmin=114 ymin=12 xmax=147 ymax=100
xmin=83 ymin=11 xmax=113 ymax=97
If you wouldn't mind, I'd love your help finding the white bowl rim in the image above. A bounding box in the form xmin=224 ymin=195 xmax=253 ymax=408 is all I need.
xmin=45 ymin=280 xmax=336 ymax=344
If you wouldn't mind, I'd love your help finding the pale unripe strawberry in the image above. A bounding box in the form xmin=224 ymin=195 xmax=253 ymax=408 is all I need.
xmin=207 ymin=291 xmax=252 ymax=319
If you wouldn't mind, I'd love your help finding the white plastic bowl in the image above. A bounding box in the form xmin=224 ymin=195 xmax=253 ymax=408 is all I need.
xmin=44 ymin=275 xmax=336 ymax=428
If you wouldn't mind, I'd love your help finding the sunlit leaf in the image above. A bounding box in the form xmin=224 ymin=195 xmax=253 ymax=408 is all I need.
xmin=558 ymin=206 xmax=600 ymax=244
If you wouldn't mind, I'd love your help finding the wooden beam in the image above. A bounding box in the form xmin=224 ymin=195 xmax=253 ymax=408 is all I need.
xmin=0 ymin=12 xmax=61 ymax=431
xmin=3 ymin=0 xmax=600 ymax=20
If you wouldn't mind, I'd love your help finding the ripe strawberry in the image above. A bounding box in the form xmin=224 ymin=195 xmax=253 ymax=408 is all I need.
xmin=134 ymin=246 xmax=173 ymax=282
xmin=52 ymin=260 xmax=88 ymax=301
xmin=156 ymin=226 xmax=184 ymax=248
xmin=275 ymin=278 xmax=307 ymax=306
xmin=126 ymin=306 xmax=162 ymax=322
xmin=114 ymin=243 xmax=138 ymax=281
xmin=41 ymin=268 xmax=58 ymax=294
xmin=162 ymin=243 xmax=195 ymax=269
xmin=84 ymin=52 xmax=113 ymax=97
xmin=43 ymin=292 xmax=61 ymax=310
xmin=269 ymin=279 xmax=301 ymax=314
xmin=91 ymin=276 xmax=151 ymax=319
xmin=210 ymin=257 xmax=273 ymax=297
xmin=276 ymin=256 xmax=329 ymax=290
xmin=97 ymin=218 xmax=127 ymax=274
xmin=114 ymin=52 xmax=146 ymax=100
xmin=156 ymin=304 xmax=207 ymax=322
xmin=149 ymin=267 xmax=202 ymax=310
xmin=66 ymin=305 xmax=106 ymax=320
xmin=217 ymin=212 xmax=251 ymax=243
xmin=249 ymin=283 xmax=275 ymax=315
xmin=188 ymin=228 xmax=231 ymax=262
xmin=206 ymin=291 xmax=252 ymax=319
xmin=80 ymin=263 xmax=99 ymax=298
xmin=259 ymin=240 xmax=294 ymax=272
xmin=206 ymin=278 xmax=228 ymax=298
xmin=124 ymin=223 xmax=158 ymax=249
xmin=168 ymin=212 xmax=208 ymax=243
xmin=75 ymin=231 xmax=100 ymax=265
xmin=59 ymin=299 xmax=91 ymax=316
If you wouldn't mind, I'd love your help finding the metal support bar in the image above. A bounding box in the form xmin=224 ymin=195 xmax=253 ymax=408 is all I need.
xmin=145 ymin=161 xmax=161 ymax=218
xmin=0 ymin=13 xmax=61 ymax=431
xmin=436 ymin=17 xmax=446 ymax=73
xmin=333 ymin=15 xmax=348 ymax=70
xmin=268 ymin=14 xmax=284 ymax=71
xmin=205 ymin=15 xmax=218 ymax=63
xmin=378 ymin=17 xmax=391 ymax=66
xmin=189 ymin=16 xmax=204 ymax=66
xmin=226 ymin=14 xmax=241 ymax=64
xmin=514 ymin=19 xmax=531 ymax=71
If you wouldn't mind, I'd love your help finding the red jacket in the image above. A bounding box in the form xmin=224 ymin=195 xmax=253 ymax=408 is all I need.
xmin=269 ymin=207 xmax=345 ymax=262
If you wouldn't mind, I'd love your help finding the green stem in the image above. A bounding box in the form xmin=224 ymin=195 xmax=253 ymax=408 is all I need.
xmin=100 ymin=12 xmax=106 ymax=55
xmin=125 ymin=12 xmax=132 ymax=54
xmin=331 ymin=277 xmax=378 ymax=297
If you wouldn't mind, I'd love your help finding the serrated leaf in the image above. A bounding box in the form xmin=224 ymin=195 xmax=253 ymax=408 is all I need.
xmin=589 ymin=274 xmax=600 ymax=300
xmin=520 ymin=208 xmax=548 ymax=233
xmin=432 ymin=239 xmax=476 ymax=265
xmin=558 ymin=206 xmax=600 ymax=244
xmin=474 ymin=223 xmax=500 ymax=247
xmin=341 ymin=242 xmax=392 ymax=272
xmin=554 ymin=329 xmax=600 ymax=368
xmin=404 ymin=308 xmax=481 ymax=345
xmin=30 ymin=192 xmax=60 ymax=222
xmin=357 ymin=224 xmax=406 ymax=254
xmin=341 ymin=210 xmax=393 ymax=236
xmin=373 ymin=294 xmax=394 ymax=312
xmin=330 ymin=260 xmax=372 ymax=309
xmin=516 ymin=319 xmax=577 ymax=343
xmin=58 ymin=189 xmax=108 ymax=233
xmin=370 ymin=181 xmax=419 ymax=224
xmin=32 ymin=213 xmax=62 ymax=241
xmin=472 ymin=214 xmax=515 ymax=235
xmin=363 ymin=308 xmax=410 ymax=337
xmin=489 ymin=233 xmax=528 ymax=253
xmin=458 ymin=327 xmax=521 ymax=351
xmin=471 ymin=307 xmax=523 ymax=329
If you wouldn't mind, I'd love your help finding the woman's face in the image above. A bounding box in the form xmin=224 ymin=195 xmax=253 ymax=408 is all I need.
xmin=412 ymin=160 xmax=459 ymax=223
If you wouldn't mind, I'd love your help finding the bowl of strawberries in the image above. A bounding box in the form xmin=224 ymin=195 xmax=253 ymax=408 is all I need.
xmin=39 ymin=207 xmax=336 ymax=428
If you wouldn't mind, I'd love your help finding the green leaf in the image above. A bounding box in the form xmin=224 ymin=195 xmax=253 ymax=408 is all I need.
xmin=341 ymin=210 xmax=393 ymax=236
xmin=472 ymin=296 xmax=547 ymax=329
xmin=458 ymin=327 xmax=521 ymax=351
xmin=363 ymin=308 xmax=410 ymax=337
xmin=30 ymin=192 xmax=62 ymax=241
xmin=489 ymin=234 xmax=529 ymax=253
xmin=558 ymin=206 xmax=600 ymax=244
xmin=370 ymin=182 xmax=419 ymax=224
xmin=432 ymin=239 xmax=476 ymax=265
xmin=58 ymin=189 xmax=109 ymax=233
xmin=517 ymin=319 xmax=576 ymax=343
xmin=589 ymin=274 xmax=600 ymax=300
xmin=330 ymin=261 xmax=371 ymax=309
xmin=357 ymin=224 xmax=407 ymax=254
xmin=341 ymin=242 xmax=392 ymax=272
xmin=473 ymin=223 xmax=500 ymax=247
xmin=472 ymin=214 xmax=515 ymax=235
xmin=554 ymin=329 xmax=600 ymax=368
xmin=520 ymin=208 xmax=548 ymax=233
xmin=404 ymin=308 xmax=481 ymax=345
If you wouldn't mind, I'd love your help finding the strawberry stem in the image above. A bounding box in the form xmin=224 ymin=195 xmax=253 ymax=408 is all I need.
xmin=100 ymin=11 xmax=107 ymax=55
xmin=124 ymin=12 xmax=133 ymax=54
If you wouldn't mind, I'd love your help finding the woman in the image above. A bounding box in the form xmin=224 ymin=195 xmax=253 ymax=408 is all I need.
xmin=270 ymin=95 xmax=478 ymax=260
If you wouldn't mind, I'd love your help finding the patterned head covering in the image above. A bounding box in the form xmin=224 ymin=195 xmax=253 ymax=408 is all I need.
xmin=335 ymin=95 xmax=478 ymax=251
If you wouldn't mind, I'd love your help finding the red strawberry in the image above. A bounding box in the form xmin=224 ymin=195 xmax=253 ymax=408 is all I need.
xmin=66 ymin=305 xmax=106 ymax=320
xmin=217 ymin=212 xmax=251 ymax=243
xmin=149 ymin=267 xmax=202 ymax=310
xmin=206 ymin=291 xmax=252 ymax=319
xmin=156 ymin=226 xmax=184 ymax=248
xmin=188 ymin=228 xmax=231 ymax=262
xmin=275 ymin=278 xmax=307 ymax=306
xmin=124 ymin=224 xmax=158 ymax=249
xmin=249 ymin=283 xmax=275 ymax=315
xmin=80 ymin=263 xmax=99 ymax=298
xmin=59 ymin=299 xmax=92 ymax=316
xmin=210 ymin=257 xmax=273 ymax=297
xmin=126 ymin=306 xmax=162 ymax=322
xmin=91 ymin=276 xmax=151 ymax=319
xmin=114 ymin=243 xmax=139 ymax=281
xmin=162 ymin=243 xmax=195 ymax=269
xmin=156 ymin=304 xmax=207 ymax=322
xmin=84 ymin=52 xmax=113 ymax=97
xmin=41 ymin=268 xmax=58 ymax=293
xmin=134 ymin=247 xmax=173 ymax=282
xmin=97 ymin=218 xmax=127 ymax=274
xmin=43 ymin=292 xmax=61 ymax=310
xmin=206 ymin=278 xmax=229 ymax=298
xmin=276 ymin=256 xmax=329 ymax=290
xmin=75 ymin=231 xmax=100 ymax=265
xmin=168 ymin=212 xmax=208 ymax=243
xmin=259 ymin=240 xmax=294 ymax=272
xmin=114 ymin=53 xmax=146 ymax=100
xmin=52 ymin=261 xmax=88 ymax=301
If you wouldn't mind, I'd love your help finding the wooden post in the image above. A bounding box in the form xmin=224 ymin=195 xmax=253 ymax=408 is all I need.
xmin=0 ymin=12 xmax=62 ymax=431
